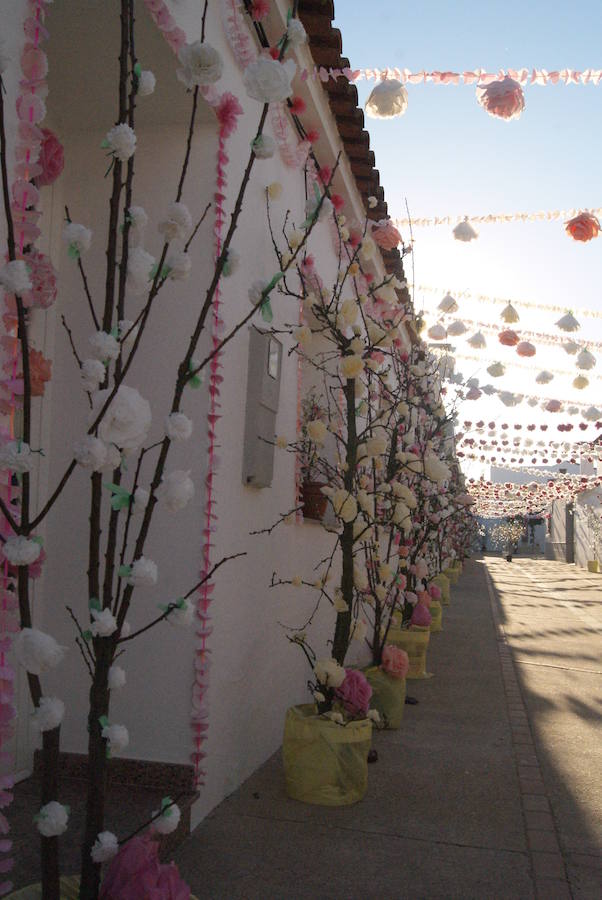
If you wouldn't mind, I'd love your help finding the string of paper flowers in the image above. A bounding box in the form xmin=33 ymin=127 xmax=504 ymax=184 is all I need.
xmin=315 ymin=67 xmax=602 ymax=87
xmin=416 ymin=285 xmax=602 ymax=322
xmin=450 ymin=352 xmax=602 ymax=383
xmin=394 ymin=207 xmax=602 ymax=230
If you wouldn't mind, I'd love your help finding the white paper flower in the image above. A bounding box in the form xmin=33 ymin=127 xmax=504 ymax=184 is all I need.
xmin=74 ymin=435 xmax=108 ymax=471
xmin=393 ymin=482 xmax=417 ymax=508
xmin=15 ymin=628 xmax=65 ymax=674
xmin=0 ymin=259 xmax=31 ymax=295
xmin=90 ymin=608 xmax=118 ymax=638
xmin=102 ymin=723 xmax=129 ymax=754
xmin=365 ymin=433 xmax=387 ymax=457
xmin=305 ymin=194 xmax=333 ymax=223
xmin=167 ymin=250 xmax=191 ymax=280
xmin=244 ymin=57 xmax=296 ymax=103
xmin=158 ymin=202 xmax=192 ymax=242
xmin=359 ymin=234 xmax=376 ymax=262
xmin=306 ymin=420 xmax=327 ymax=444
xmin=3 ymin=536 xmax=41 ymax=567
xmin=365 ymin=79 xmax=408 ymax=119
xmin=89 ymin=331 xmax=120 ymax=363
xmin=340 ymin=355 xmax=364 ymax=379
xmin=128 ymin=206 xmax=148 ymax=231
xmin=248 ymin=279 xmax=270 ymax=307
xmin=536 ymin=370 xmax=554 ymax=384
xmin=138 ymin=70 xmax=156 ymax=96
xmin=562 ymin=340 xmax=580 ymax=355
xmin=252 ymin=134 xmax=276 ymax=159
xmin=424 ymin=455 xmax=451 ymax=484
xmin=106 ymin=123 xmax=137 ymax=161
xmin=103 ymin=443 xmax=122 ymax=472
xmin=92 ymin=385 xmax=151 ymax=451
xmin=576 ymin=348 xmax=596 ymax=370
xmin=582 ymin=406 xmax=602 ymax=422
xmin=36 ymin=801 xmax=69 ymax=837
xmin=332 ymin=488 xmax=357 ymax=523
xmin=452 ymin=219 xmax=478 ymax=242
xmin=287 ymin=19 xmax=307 ymax=46
xmin=158 ymin=470 xmax=195 ymax=513
xmin=81 ymin=358 xmax=106 ymax=391
xmin=294 ymin=325 xmax=312 ymax=348
xmin=556 ymin=311 xmax=580 ymax=332
xmin=169 ymin=599 xmax=194 ymax=627
xmin=127 ymin=246 xmax=155 ymax=294
xmin=91 ymin=831 xmax=119 ymax=863
xmin=165 ymin=412 xmax=193 ymax=442
xmin=32 ymin=696 xmax=65 ymax=732
xmin=437 ymin=292 xmax=458 ymax=313
xmin=447 ymin=320 xmax=467 ymax=336
xmin=393 ymin=501 xmax=411 ymax=531
xmin=108 ymin=665 xmax=126 ymax=690
xmin=0 ymin=440 xmax=33 ymax=473
xmin=314 ymin=658 xmax=345 ymax=688
xmin=118 ymin=319 xmax=139 ymax=351
xmin=368 ymin=708 xmax=381 ymax=724
xmin=126 ymin=556 xmax=158 ymax=587
xmin=222 ymin=248 xmax=239 ymax=277
xmin=467 ymin=331 xmax=486 ymax=349
xmin=427 ymin=324 xmax=447 ymax=341
xmin=177 ymin=42 xmax=223 ymax=88
xmin=153 ymin=800 xmax=181 ymax=835
xmin=487 ymin=361 xmax=505 ymax=378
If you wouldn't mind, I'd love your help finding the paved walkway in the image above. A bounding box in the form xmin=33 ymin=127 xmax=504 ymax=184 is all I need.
xmin=174 ymin=556 xmax=601 ymax=899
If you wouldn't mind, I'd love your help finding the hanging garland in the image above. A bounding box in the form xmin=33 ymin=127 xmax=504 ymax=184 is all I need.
xmin=394 ymin=206 xmax=602 ymax=229
xmin=416 ymin=285 xmax=602 ymax=322
xmin=315 ymin=66 xmax=602 ymax=87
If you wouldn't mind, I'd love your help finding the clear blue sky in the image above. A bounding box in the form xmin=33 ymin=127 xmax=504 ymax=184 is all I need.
xmin=334 ymin=1 xmax=602 ymax=439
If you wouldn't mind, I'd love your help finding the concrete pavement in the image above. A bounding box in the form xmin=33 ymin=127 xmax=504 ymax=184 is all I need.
xmin=176 ymin=556 xmax=602 ymax=899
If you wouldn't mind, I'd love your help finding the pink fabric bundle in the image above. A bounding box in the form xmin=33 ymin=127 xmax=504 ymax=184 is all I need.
xmin=410 ymin=604 xmax=432 ymax=627
xmin=99 ymin=835 xmax=190 ymax=900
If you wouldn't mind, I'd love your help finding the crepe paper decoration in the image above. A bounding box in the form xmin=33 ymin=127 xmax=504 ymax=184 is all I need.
xmin=371 ymin=219 xmax=403 ymax=250
xmin=221 ymin=0 xmax=258 ymax=70
xmin=446 ymin=320 xmax=467 ymax=337
xmin=556 ymin=311 xmax=580 ymax=332
xmin=438 ymin=292 xmax=458 ymax=313
xmin=516 ymin=341 xmax=536 ymax=358
xmin=498 ymin=391 xmax=523 ymax=407
xmin=546 ymin=400 xmax=562 ymax=412
xmin=501 ymin=302 xmax=519 ymax=323
xmin=576 ymin=348 xmax=596 ymax=370
xmin=583 ymin=406 xmax=602 ymax=421
xmin=318 ymin=66 xmax=602 ymax=87
xmin=499 ymin=329 xmax=520 ymax=347
xmin=416 ymin=284 xmax=602 ymax=321
xmin=565 ymin=211 xmax=600 ymax=242
xmin=563 ymin=340 xmax=580 ymax=355
xmin=270 ymin=103 xmax=311 ymax=170
xmin=466 ymin=386 xmax=482 ymax=400
xmin=536 ymin=371 xmax=554 ymax=384
xmin=365 ymin=79 xmax=408 ymax=119
xmin=427 ymin=323 xmax=447 ymax=341
xmin=393 ymin=205 xmax=602 ymax=230
xmin=467 ymin=331 xmax=486 ymax=349
xmin=452 ymin=218 xmax=478 ymax=241
xmin=476 ymin=76 xmax=525 ymax=120
xmin=573 ymin=375 xmax=589 ymax=390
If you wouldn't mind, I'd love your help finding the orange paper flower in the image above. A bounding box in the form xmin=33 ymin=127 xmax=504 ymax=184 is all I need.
xmin=499 ymin=329 xmax=519 ymax=347
xmin=565 ymin=212 xmax=600 ymax=242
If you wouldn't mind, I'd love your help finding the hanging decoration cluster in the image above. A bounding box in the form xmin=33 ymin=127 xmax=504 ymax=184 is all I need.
xmin=316 ymin=66 xmax=602 ymax=86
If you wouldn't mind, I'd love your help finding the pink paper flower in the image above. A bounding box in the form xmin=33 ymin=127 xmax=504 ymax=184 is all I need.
xmin=428 ymin=583 xmax=441 ymax=600
xmin=476 ymin=76 xmax=525 ymax=121
xmin=410 ymin=603 xmax=432 ymax=627
xmin=417 ymin=590 xmax=431 ymax=608
xmin=216 ymin=93 xmax=243 ymax=139
xmin=21 ymin=45 xmax=48 ymax=82
xmin=565 ymin=212 xmax=600 ymax=242
xmin=99 ymin=834 xmax=190 ymax=900
xmin=381 ymin=644 xmax=409 ymax=679
xmin=250 ymin=0 xmax=270 ymax=21
xmin=29 ymin=348 xmax=52 ymax=397
xmin=290 ymin=96 xmax=306 ymax=115
xmin=36 ymin=129 xmax=64 ymax=187
xmin=18 ymin=250 xmax=57 ymax=309
xmin=372 ymin=219 xmax=402 ymax=250
xmin=335 ymin=668 xmax=372 ymax=717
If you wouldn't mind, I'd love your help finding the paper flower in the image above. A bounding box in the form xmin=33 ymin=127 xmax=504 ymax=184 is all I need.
xmin=438 ymin=292 xmax=458 ymax=313
xmin=81 ymin=358 xmax=106 ymax=391
xmin=582 ymin=406 xmax=602 ymax=422
xmin=32 ymin=696 xmax=65 ymax=732
xmin=128 ymin=206 xmax=148 ymax=231
xmin=340 ymin=355 xmax=364 ymax=379
xmin=500 ymin=302 xmax=519 ymax=323
xmin=476 ymin=76 xmax=524 ymax=120
xmin=287 ymin=18 xmax=307 ymax=46
xmin=499 ymin=392 xmax=522 ymax=407
xmin=546 ymin=399 xmax=562 ymax=413
xmin=536 ymin=371 xmax=553 ymax=384
xmin=371 ymin=219 xmax=402 ymax=250
xmin=165 ymin=412 xmax=193 ymax=442
xmin=381 ymin=645 xmax=410 ymax=679
xmin=252 ymin=133 xmax=276 ymax=159
xmin=499 ymin=329 xmax=519 ymax=347
xmin=365 ymin=79 xmax=408 ymax=119
xmin=105 ymin=123 xmax=137 ymax=162
xmin=15 ymin=628 xmax=65 ymax=674
xmin=36 ymin=801 xmax=69 ymax=837
xmin=63 ymin=222 xmax=92 ymax=257
xmin=138 ymin=70 xmax=156 ymax=96
xmin=91 ymin=831 xmax=119 ymax=863
xmin=314 ymin=658 xmax=346 ymax=688
xmin=573 ymin=375 xmax=589 ymax=389
xmin=91 ymin=608 xmax=118 ymax=638
xmin=108 ymin=665 xmax=126 ymax=690
xmin=516 ymin=341 xmax=536 ymax=358
xmin=89 ymin=331 xmax=120 ymax=362
xmin=3 ymin=536 xmax=42 ymax=567
xmin=447 ymin=320 xmax=467 ymax=336
xmin=307 ymin=420 xmax=327 ymax=444
xmin=127 ymin=246 xmax=155 ymax=293
xmin=556 ymin=311 xmax=580 ymax=332
xmin=158 ymin=202 xmax=192 ymax=242
xmin=166 ymin=250 xmax=191 ymax=280
xmin=335 ymin=669 xmax=372 ymax=716
xmin=424 ymin=454 xmax=451 ymax=483
xmin=452 ymin=218 xmax=478 ymax=242
xmin=92 ymin=385 xmax=151 ymax=451
xmin=332 ymin=489 xmax=358 ymax=523
xmin=576 ymin=348 xmax=596 ymax=370
xmin=102 ymin=722 xmax=129 ymax=754
xmin=410 ymin=602 xmax=432 ymax=627
xmin=467 ymin=331 xmax=486 ymax=349
xmin=157 ymin=470 xmax=195 ymax=512
xmin=0 ymin=259 xmax=31 ymax=295
xmin=168 ymin=599 xmax=194 ymax=627
xmin=153 ymin=798 xmax=181 ymax=835
xmin=126 ymin=556 xmax=158 ymax=587
xmin=466 ymin=386 xmax=482 ymax=400
xmin=0 ymin=440 xmax=33 ymax=473
xmin=427 ymin=323 xmax=447 ymax=341
xmin=244 ymin=57 xmax=296 ymax=103
xmin=177 ymin=42 xmax=223 ymax=88
xmin=565 ymin=212 xmax=599 ymax=243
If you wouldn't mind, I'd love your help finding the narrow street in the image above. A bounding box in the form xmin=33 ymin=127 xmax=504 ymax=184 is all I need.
xmin=174 ymin=557 xmax=601 ymax=900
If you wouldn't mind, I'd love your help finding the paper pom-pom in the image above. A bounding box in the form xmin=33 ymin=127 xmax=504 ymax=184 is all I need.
xmin=32 ymin=696 xmax=65 ymax=732
xmin=476 ymin=76 xmax=525 ymax=121
xmin=467 ymin=331 xmax=486 ymax=349
xmin=556 ymin=311 xmax=580 ymax=332
xmin=371 ymin=219 xmax=402 ymax=250
xmin=365 ymin=79 xmax=408 ymax=119
xmin=153 ymin=798 xmax=181 ymax=835
xmin=427 ymin=323 xmax=447 ymax=341
xmin=565 ymin=212 xmax=600 ymax=243
xmin=576 ymin=348 xmax=596 ymax=370
xmin=501 ymin=303 xmax=519 ymax=323
xmin=562 ymin=340 xmax=580 ymax=355
xmin=516 ymin=341 xmax=536 ymax=358
xmin=487 ymin=361 xmax=505 ymax=377
xmin=546 ymin=399 xmax=562 ymax=412
xmin=15 ymin=628 xmax=65 ymax=674
xmin=36 ymin=801 xmax=69 ymax=837
xmin=582 ymin=405 xmax=602 ymax=421
xmin=91 ymin=831 xmax=119 ymax=863
xmin=466 ymin=386 xmax=482 ymax=400
xmin=573 ymin=375 xmax=589 ymax=390
xmin=438 ymin=292 xmax=458 ymax=313
xmin=452 ymin=218 xmax=478 ymax=242
xmin=447 ymin=320 xmax=467 ymax=336
xmin=536 ymin=371 xmax=554 ymax=384
xmin=499 ymin=392 xmax=522 ymax=407
xmin=499 ymin=329 xmax=519 ymax=347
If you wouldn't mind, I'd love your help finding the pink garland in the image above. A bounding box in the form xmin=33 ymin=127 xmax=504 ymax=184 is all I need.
xmin=316 ymin=66 xmax=602 ymax=86
xmin=220 ymin=0 xmax=257 ymax=70
xmin=269 ymin=104 xmax=310 ymax=170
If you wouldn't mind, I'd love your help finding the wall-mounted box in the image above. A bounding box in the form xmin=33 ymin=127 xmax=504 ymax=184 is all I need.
xmin=242 ymin=328 xmax=282 ymax=488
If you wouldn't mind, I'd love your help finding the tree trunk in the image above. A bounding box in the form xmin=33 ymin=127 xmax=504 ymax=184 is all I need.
xmin=332 ymin=378 xmax=357 ymax=665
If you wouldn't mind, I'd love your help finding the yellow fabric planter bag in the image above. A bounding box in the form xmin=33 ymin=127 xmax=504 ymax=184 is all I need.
xmin=431 ymin=572 xmax=451 ymax=605
xmin=386 ymin=626 xmax=432 ymax=679
xmin=587 ymin=560 xmax=599 ymax=573
xmin=442 ymin=566 xmax=460 ymax=586
xmin=363 ymin=666 xmax=406 ymax=730
xmin=429 ymin=599 xmax=443 ymax=633
xmin=282 ymin=703 xmax=372 ymax=806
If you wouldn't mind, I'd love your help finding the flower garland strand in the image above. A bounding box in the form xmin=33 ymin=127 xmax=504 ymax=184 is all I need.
xmin=315 ymin=66 xmax=602 ymax=87
xmin=417 ymin=285 xmax=602 ymax=322
xmin=394 ymin=206 xmax=602 ymax=229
